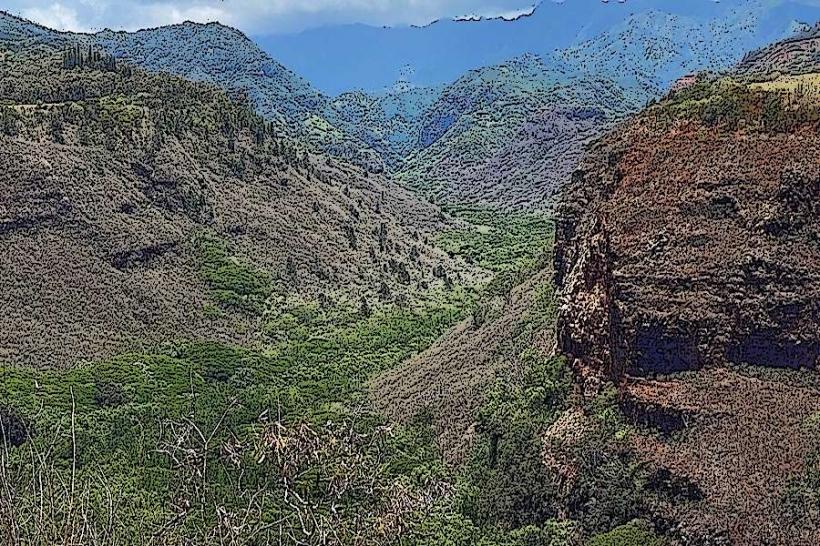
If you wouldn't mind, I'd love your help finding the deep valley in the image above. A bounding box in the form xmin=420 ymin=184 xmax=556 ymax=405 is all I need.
xmin=1 ymin=2 xmax=819 ymax=545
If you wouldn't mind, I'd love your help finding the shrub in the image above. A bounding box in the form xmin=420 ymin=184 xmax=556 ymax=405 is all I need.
xmin=93 ymin=379 xmax=128 ymax=407
xmin=460 ymin=355 xmax=572 ymax=529
xmin=587 ymin=520 xmax=665 ymax=546
xmin=193 ymin=233 xmax=274 ymax=313
xmin=0 ymin=405 xmax=32 ymax=447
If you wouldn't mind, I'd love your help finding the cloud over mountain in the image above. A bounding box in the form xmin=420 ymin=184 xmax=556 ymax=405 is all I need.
xmin=7 ymin=0 xmax=536 ymax=34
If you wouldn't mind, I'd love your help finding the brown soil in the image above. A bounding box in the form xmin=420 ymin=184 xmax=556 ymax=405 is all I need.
xmin=627 ymin=369 xmax=820 ymax=544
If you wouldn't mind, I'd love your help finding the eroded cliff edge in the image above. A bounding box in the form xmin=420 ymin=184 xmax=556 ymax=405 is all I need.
xmin=552 ymin=72 xmax=820 ymax=544
xmin=555 ymin=115 xmax=819 ymax=387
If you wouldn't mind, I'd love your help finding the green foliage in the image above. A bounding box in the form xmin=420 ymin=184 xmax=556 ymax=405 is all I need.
xmin=0 ymin=48 xmax=289 ymax=159
xmin=402 ymin=507 xmax=578 ymax=546
xmin=62 ymin=44 xmax=117 ymax=71
xmin=0 ymin=289 xmax=468 ymax=541
xmin=193 ymin=233 xmax=275 ymax=313
xmin=657 ymin=76 xmax=820 ymax=132
xmin=563 ymin=387 xmax=646 ymax=536
xmin=587 ymin=521 xmax=665 ymax=546
xmin=459 ymin=354 xmax=571 ymax=531
xmin=93 ymin=378 xmax=128 ymax=407
xmin=0 ymin=404 xmax=32 ymax=447
xmin=437 ymin=206 xmax=554 ymax=274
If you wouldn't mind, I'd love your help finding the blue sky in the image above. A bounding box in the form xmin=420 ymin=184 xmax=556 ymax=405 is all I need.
xmin=6 ymin=0 xmax=538 ymax=34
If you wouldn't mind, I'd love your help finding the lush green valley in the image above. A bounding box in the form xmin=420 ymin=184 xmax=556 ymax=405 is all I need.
xmin=2 ymin=7 xmax=819 ymax=546
xmin=1 ymin=188 xmax=663 ymax=544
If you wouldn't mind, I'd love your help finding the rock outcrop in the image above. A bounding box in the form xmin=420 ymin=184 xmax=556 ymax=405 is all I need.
xmin=553 ymin=55 xmax=820 ymax=544
xmin=556 ymin=110 xmax=819 ymax=388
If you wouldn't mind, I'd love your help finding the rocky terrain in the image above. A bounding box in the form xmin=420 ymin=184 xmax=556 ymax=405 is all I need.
xmin=554 ymin=42 xmax=820 ymax=544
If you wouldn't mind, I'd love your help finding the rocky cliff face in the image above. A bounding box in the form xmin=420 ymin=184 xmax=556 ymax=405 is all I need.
xmin=555 ymin=105 xmax=819 ymax=388
xmin=553 ymin=57 xmax=820 ymax=544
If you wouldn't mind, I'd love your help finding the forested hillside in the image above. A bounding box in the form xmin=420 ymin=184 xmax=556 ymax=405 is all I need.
xmin=394 ymin=56 xmax=645 ymax=209
xmin=0 ymin=38 xmax=488 ymax=544
xmin=0 ymin=44 xmax=473 ymax=368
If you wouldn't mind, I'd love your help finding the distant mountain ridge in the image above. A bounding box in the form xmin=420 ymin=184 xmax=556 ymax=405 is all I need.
xmin=255 ymin=0 xmax=820 ymax=95
xmin=3 ymin=3 xmax=819 ymax=210
xmin=0 ymin=11 xmax=386 ymax=171
xmin=738 ymin=21 xmax=820 ymax=74
xmin=393 ymin=55 xmax=646 ymax=209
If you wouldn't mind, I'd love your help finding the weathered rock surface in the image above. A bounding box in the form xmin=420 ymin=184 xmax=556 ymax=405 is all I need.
xmin=556 ymin=119 xmax=819 ymax=385
xmin=553 ymin=54 xmax=820 ymax=543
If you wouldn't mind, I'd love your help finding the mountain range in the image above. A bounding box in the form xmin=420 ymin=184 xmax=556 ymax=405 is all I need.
xmin=256 ymin=0 xmax=820 ymax=94
xmin=4 ymin=0 xmax=819 ymax=211
xmin=1 ymin=3 xmax=819 ymax=545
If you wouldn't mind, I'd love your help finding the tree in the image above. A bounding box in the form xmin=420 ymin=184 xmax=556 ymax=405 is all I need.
xmin=359 ymin=297 xmax=372 ymax=318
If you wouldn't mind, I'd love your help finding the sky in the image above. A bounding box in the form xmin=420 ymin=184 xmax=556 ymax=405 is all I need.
xmin=5 ymin=0 xmax=539 ymax=35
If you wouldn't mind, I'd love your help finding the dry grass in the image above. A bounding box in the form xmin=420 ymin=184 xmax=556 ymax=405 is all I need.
xmin=626 ymin=368 xmax=820 ymax=545
xmin=750 ymin=72 xmax=820 ymax=95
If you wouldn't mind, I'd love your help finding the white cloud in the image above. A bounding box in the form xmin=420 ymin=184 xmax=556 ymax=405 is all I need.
xmin=6 ymin=0 xmax=536 ymax=34
xmin=455 ymin=4 xmax=536 ymax=21
xmin=139 ymin=3 xmax=235 ymax=30
xmin=22 ymin=2 xmax=86 ymax=32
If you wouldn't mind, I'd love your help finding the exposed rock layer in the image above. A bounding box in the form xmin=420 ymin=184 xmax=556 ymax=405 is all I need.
xmin=556 ymin=120 xmax=819 ymax=383
xmin=553 ymin=56 xmax=820 ymax=542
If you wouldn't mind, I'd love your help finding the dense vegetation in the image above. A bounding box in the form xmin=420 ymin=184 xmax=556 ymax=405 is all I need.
xmin=194 ymin=233 xmax=277 ymax=314
xmin=437 ymin=206 xmax=555 ymax=274
xmin=650 ymin=74 xmax=820 ymax=132
xmin=0 ymin=290 xmax=471 ymax=543
xmin=0 ymin=178 xmax=672 ymax=544
xmin=0 ymin=45 xmax=296 ymax=161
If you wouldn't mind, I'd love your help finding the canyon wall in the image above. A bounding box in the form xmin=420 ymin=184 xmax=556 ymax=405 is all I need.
xmin=555 ymin=116 xmax=820 ymax=386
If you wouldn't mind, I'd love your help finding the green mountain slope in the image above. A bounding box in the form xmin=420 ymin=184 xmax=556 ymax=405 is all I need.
xmin=395 ymin=56 xmax=646 ymax=210
xmin=0 ymin=45 xmax=473 ymax=369
xmin=0 ymin=11 xmax=387 ymax=171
